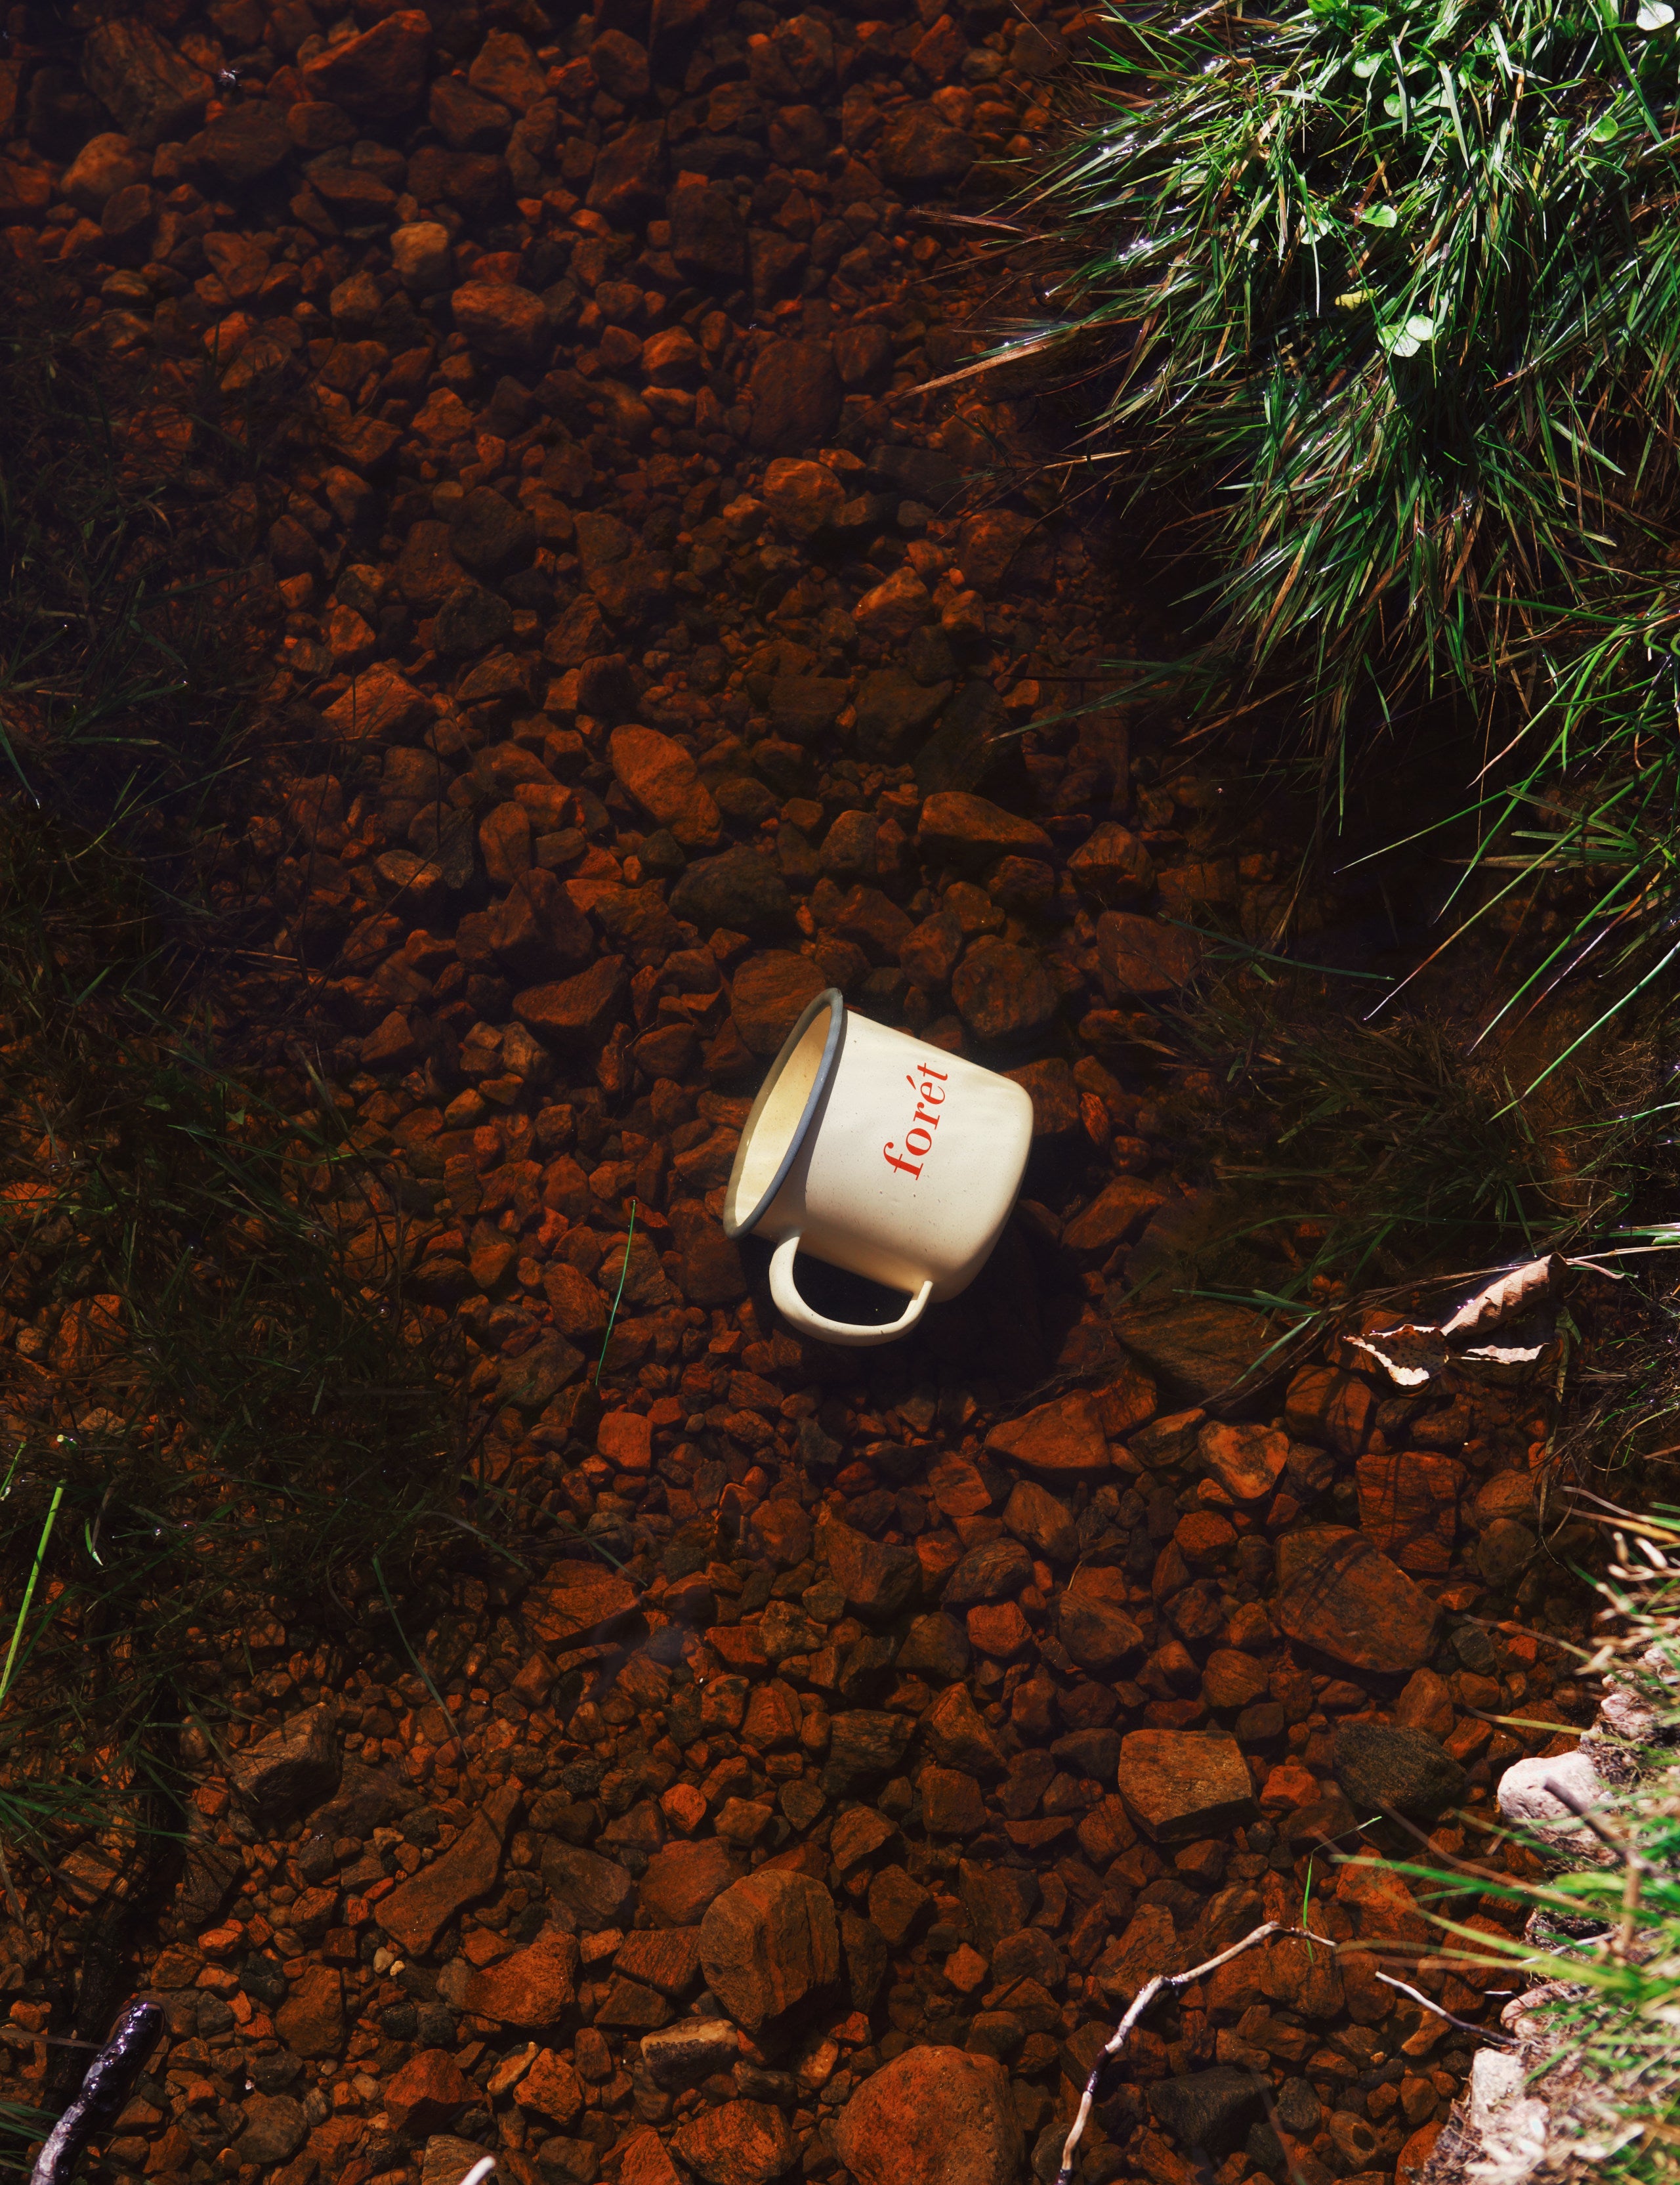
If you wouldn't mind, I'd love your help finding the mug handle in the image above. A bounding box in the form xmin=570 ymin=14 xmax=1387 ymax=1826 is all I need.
xmin=768 ymin=1235 xmax=934 ymax=1347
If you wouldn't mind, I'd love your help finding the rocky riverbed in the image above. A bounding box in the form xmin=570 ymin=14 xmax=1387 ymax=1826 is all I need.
xmin=1 ymin=1319 xmax=1603 ymax=2185
xmin=0 ymin=3 xmax=1621 ymax=2185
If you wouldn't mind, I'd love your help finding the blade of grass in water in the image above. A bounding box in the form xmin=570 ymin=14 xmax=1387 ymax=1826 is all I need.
xmin=594 ymin=1199 xmax=638 ymax=1385
xmin=1 ymin=1483 xmax=62 ymax=1707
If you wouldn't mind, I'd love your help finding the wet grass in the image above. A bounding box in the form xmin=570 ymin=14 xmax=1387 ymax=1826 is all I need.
xmin=1366 ymin=576 xmax=1680 ymax=1091
xmin=0 ymin=274 xmax=462 ymax=1906
xmin=1128 ymin=966 xmax=1680 ymax=1348
xmin=0 ymin=268 xmax=285 ymax=828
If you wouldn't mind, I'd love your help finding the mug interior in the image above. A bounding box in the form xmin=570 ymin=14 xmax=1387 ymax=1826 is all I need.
xmin=722 ymin=994 xmax=841 ymax=1234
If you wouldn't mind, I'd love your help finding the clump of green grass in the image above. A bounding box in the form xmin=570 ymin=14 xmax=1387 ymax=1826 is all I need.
xmin=1009 ymin=0 xmax=1680 ymax=1069
xmin=1019 ymin=0 xmax=1680 ymax=738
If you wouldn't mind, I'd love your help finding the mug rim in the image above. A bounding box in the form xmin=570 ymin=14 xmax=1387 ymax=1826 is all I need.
xmin=721 ymin=986 xmax=845 ymax=1240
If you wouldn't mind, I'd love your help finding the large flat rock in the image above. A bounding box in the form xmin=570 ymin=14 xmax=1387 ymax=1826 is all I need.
xmin=1116 ymin=1729 xmax=1258 ymax=1843
xmin=1274 ymin=1527 xmax=1440 ymax=1674
xmin=984 ymin=1390 xmax=1110 ymax=1477
xmin=1110 ymin=1299 xmax=1280 ymax=1405
xmin=833 ymin=2047 xmax=1022 ymax=2185
xmin=436 ymin=1924 xmax=579 ymax=2026
xmin=376 ymin=1781 xmax=520 ymax=1955
xmin=698 ymin=1871 xmax=839 ymax=2032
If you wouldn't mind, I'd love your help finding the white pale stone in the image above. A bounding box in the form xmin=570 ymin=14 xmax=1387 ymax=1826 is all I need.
xmin=1469 ymin=2050 xmax=1526 ymax=2133
xmin=1469 ymin=2099 xmax=1550 ymax=2185
xmin=1496 ymin=1748 xmax=1606 ymax=1829
xmin=1598 ymin=1684 xmax=1662 ymax=1743
xmin=1467 ymin=2052 xmax=1550 ymax=2185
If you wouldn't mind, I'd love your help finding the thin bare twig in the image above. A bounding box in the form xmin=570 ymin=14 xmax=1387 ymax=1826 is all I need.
xmin=1056 ymin=1922 xmax=1324 ymax=2185
xmin=1374 ymin=1972 xmax=1517 ymax=2045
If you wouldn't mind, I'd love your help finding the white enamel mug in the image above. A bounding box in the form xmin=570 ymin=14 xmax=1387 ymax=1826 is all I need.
xmin=721 ymin=990 xmax=1034 ymax=1346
